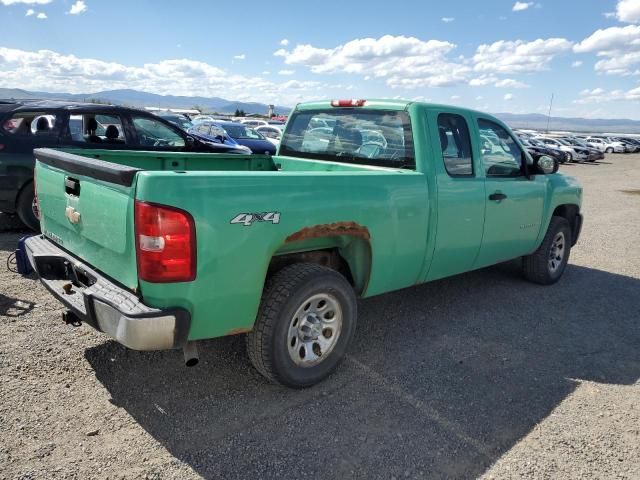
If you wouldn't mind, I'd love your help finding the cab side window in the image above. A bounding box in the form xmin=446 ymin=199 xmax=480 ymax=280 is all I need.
xmin=437 ymin=113 xmax=473 ymax=177
xmin=478 ymin=119 xmax=523 ymax=177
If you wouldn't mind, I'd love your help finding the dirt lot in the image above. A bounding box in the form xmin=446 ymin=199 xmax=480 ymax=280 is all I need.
xmin=1 ymin=154 xmax=639 ymax=480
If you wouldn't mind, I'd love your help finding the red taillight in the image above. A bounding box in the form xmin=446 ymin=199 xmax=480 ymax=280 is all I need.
xmin=331 ymin=99 xmax=366 ymax=107
xmin=135 ymin=201 xmax=196 ymax=283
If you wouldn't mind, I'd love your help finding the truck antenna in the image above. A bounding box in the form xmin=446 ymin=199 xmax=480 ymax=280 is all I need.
xmin=546 ymin=93 xmax=554 ymax=133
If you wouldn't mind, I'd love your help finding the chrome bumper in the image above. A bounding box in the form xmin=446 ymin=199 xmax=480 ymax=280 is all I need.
xmin=23 ymin=235 xmax=190 ymax=350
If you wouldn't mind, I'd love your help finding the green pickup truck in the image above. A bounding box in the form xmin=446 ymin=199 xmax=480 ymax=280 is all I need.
xmin=21 ymin=99 xmax=583 ymax=387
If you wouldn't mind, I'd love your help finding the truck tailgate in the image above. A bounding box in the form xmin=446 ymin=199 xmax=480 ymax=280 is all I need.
xmin=34 ymin=148 xmax=140 ymax=290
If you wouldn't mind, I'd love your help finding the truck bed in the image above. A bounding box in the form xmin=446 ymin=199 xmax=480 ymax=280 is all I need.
xmin=34 ymin=147 xmax=429 ymax=340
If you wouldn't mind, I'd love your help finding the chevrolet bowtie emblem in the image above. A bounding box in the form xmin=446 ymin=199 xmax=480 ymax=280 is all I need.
xmin=65 ymin=206 xmax=81 ymax=224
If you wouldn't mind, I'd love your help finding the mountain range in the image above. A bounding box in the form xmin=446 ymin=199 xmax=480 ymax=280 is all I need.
xmin=2 ymin=87 xmax=640 ymax=133
xmin=0 ymin=88 xmax=290 ymax=116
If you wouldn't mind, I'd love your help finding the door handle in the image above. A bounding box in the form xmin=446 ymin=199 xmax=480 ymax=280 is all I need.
xmin=489 ymin=192 xmax=507 ymax=201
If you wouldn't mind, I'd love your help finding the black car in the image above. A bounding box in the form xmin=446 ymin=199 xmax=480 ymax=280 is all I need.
xmin=0 ymin=100 xmax=247 ymax=229
xmin=519 ymin=136 xmax=567 ymax=164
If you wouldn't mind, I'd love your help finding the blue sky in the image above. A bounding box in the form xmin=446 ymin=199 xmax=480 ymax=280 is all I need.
xmin=2 ymin=0 xmax=640 ymax=118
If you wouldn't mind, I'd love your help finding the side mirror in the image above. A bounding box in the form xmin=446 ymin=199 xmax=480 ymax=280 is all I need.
xmin=536 ymin=155 xmax=559 ymax=174
xmin=186 ymin=135 xmax=195 ymax=145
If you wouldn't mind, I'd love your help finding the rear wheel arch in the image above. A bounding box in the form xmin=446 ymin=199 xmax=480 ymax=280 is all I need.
xmin=267 ymin=236 xmax=372 ymax=296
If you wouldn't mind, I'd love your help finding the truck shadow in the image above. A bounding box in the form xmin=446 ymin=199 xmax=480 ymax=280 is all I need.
xmin=85 ymin=264 xmax=640 ymax=479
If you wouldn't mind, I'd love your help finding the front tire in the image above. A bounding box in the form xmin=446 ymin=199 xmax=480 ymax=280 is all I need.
xmin=605 ymin=147 xmax=614 ymax=153
xmin=246 ymin=263 xmax=357 ymax=388
xmin=522 ymin=217 xmax=571 ymax=285
xmin=16 ymin=182 xmax=39 ymax=231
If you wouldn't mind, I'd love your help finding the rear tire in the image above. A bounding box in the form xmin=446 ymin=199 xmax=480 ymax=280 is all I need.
xmin=522 ymin=217 xmax=571 ymax=285
xmin=246 ymin=263 xmax=357 ymax=388
xmin=566 ymin=152 xmax=573 ymax=162
xmin=16 ymin=182 xmax=39 ymax=231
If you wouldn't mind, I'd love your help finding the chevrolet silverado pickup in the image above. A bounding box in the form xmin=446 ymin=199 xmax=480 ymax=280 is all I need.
xmin=19 ymin=99 xmax=583 ymax=387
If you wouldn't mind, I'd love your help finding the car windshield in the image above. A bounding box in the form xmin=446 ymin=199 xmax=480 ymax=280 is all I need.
xmin=279 ymin=108 xmax=415 ymax=168
xmin=222 ymin=124 xmax=264 ymax=139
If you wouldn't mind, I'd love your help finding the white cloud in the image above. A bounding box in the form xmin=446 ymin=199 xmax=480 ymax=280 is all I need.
xmin=495 ymin=78 xmax=529 ymax=88
xmin=574 ymin=25 xmax=640 ymax=75
xmin=278 ymin=69 xmax=295 ymax=75
xmin=274 ymin=35 xmax=470 ymax=88
xmin=36 ymin=11 xmax=45 ymax=18
xmin=233 ymin=54 xmax=246 ymax=60
xmin=603 ymin=11 xmax=616 ymax=18
xmin=474 ymin=38 xmax=573 ymax=73
xmin=504 ymin=93 xmax=514 ymax=100
xmin=0 ymin=46 xmax=331 ymax=105
xmin=68 ymin=0 xmax=87 ymax=15
xmin=617 ymin=0 xmax=640 ymax=23
xmin=1 ymin=0 xmax=51 ymax=4
xmin=574 ymin=86 xmax=640 ymax=103
xmin=262 ymin=70 xmax=271 ymax=75
xmin=475 ymin=95 xmax=484 ymax=100
xmin=512 ymin=2 xmax=533 ymax=11
xmin=280 ymin=39 xmax=289 ymax=46
xmin=25 ymin=7 xmax=33 ymax=14
xmin=571 ymin=60 xmax=583 ymax=67
xmin=274 ymin=34 xmax=572 ymax=90
xmin=441 ymin=17 xmax=454 ymax=22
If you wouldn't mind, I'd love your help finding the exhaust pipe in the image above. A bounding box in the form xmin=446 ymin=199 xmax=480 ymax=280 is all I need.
xmin=183 ymin=341 xmax=199 ymax=367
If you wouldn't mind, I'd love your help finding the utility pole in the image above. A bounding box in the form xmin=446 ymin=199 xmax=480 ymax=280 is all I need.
xmin=546 ymin=93 xmax=554 ymax=133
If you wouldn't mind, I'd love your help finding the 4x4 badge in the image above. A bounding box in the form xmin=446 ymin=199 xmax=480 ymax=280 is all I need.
xmin=230 ymin=212 xmax=280 ymax=226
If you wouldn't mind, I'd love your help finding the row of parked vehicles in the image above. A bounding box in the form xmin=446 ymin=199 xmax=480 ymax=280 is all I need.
xmin=514 ymin=130 xmax=640 ymax=165
xmin=154 ymin=111 xmax=284 ymax=155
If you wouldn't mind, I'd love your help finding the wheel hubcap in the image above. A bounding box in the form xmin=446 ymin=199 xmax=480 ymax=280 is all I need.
xmin=548 ymin=232 xmax=566 ymax=273
xmin=287 ymin=293 xmax=342 ymax=367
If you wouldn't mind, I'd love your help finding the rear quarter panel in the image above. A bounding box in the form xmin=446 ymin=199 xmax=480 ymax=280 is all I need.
xmin=135 ymin=169 xmax=429 ymax=340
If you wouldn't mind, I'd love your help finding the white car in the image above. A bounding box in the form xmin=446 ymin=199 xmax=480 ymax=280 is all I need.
xmin=240 ymin=119 xmax=269 ymax=128
xmin=255 ymin=125 xmax=283 ymax=146
xmin=534 ymin=136 xmax=588 ymax=162
xmin=584 ymin=137 xmax=625 ymax=153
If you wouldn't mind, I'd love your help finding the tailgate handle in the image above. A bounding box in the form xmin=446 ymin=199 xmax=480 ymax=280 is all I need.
xmin=65 ymin=177 xmax=81 ymax=196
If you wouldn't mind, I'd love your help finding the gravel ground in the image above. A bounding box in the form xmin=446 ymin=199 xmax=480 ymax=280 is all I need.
xmin=1 ymin=154 xmax=639 ymax=480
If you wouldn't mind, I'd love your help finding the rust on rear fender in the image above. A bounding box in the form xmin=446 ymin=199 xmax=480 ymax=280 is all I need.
xmin=285 ymin=221 xmax=370 ymax=243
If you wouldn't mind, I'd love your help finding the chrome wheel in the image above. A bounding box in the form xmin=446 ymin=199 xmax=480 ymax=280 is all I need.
xmin=548 ymin=232 xmax=565 ymax=273
xmin=287 ymin=293 xmax=342 ymax=367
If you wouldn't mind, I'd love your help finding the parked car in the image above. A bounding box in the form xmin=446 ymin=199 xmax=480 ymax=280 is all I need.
xmin=152 ymin=111 xmax=193 ymax=131
xmin=255 ymin=125 xmax=284 ymax=146
xmin=240 ymin=119 xmax=269 ymax=128
xmin=187 ymin=121 xmax=251 ymax=152
xmin=560 ymin=137 xmax=604 ymax=162
xmin=524 ymin=137 xmax=570 ymax=162
xmin=213 ymin=121 xmax=276 ymax=154
xmin=19 ymin=99 xmax=582 ymax=387
xmin=584 ymin=137 xmax=625 ymax=153
xmin=611 ymin=137 xmax=640 ymax=153
xmin=519 ymin=136 xmax=568 ymax=164
xmin=534 ymin=136 xmax=589 ymax=163
xmin=0 ymin=100 xmax=249 ymax=230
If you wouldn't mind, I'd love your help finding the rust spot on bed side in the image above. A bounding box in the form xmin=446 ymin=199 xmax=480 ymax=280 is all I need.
xmin=285 ymin=222 xmax=370 ymax=243
xmin=226 ymin=327 xmax=253 ymax=336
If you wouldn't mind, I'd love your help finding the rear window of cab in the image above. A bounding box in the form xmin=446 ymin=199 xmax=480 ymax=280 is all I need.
xmin=280 ymin=108 xmax=415 ymax=169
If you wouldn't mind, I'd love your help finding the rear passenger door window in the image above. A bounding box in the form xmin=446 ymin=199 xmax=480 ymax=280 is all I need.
xmin=68 ymin=114 xmax=127 ymax=145
xmin=478 ymin=119 xmax=523 ymax=177
xmin=437 ymin=113 xmax=473 ymax=176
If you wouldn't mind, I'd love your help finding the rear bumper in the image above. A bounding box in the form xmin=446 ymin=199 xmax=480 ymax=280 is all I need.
xmin=23 ymin=235 xmax=191 ymax=350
